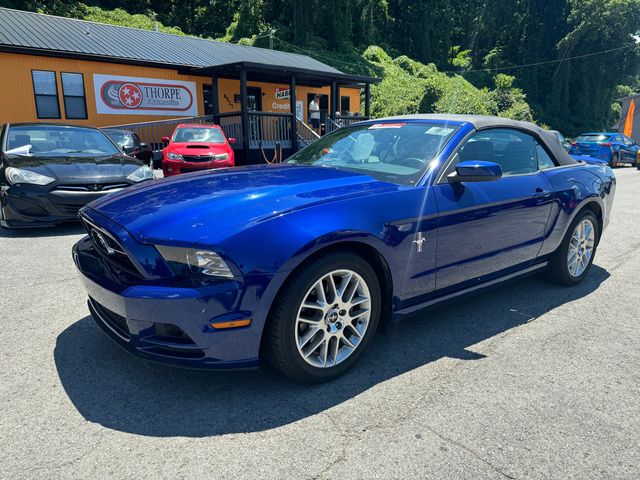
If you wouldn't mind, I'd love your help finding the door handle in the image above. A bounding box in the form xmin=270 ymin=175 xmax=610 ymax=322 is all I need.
xmin=533 ymin=188 xmax=552 ymax=198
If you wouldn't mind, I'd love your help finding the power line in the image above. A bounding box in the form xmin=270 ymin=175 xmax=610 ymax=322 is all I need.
xmin=274 ymin=36 xmax=372 ymax=69
xmin=442 ymin=44 xmax=637 ymax=74
xmin=273 ymin=35 xmax=637 ymax=75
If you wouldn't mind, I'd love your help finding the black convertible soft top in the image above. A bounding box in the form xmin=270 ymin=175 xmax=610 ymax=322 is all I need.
xmin=381 ymin=114 xmax=579 ymax=167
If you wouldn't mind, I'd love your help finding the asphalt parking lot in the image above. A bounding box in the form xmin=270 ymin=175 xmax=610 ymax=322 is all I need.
xmin=1 ymin=168 xmax=639 ymax=480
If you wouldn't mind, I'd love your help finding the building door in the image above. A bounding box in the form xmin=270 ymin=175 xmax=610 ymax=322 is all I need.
xmin=340 ymin=96 xmax=351 ymax=115
xmin=202 ymin=84 xmax=213 ymax=116
xmin=247 ymin=87 xmax=262 ymax=147
xmin=307 ymin=93 xmax=329 ymax=126
xmin=247 ymin=87 xmax=262 ymax=111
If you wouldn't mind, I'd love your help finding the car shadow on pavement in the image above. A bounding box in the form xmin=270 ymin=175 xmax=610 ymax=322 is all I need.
xmin=0 ymin=223 xmax=85 ymax=238
xmin=54 ymin=265 xmax=610 ymax=438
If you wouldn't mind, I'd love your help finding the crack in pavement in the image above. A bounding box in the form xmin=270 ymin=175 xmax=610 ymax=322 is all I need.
xmin=419 ymin=422 xmax=518 ymax=480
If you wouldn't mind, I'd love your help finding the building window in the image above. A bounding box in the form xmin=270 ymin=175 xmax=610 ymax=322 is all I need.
xmin=340 ymin=96 xmax=351 ymax=115
xmin=31 ymin=70 xmax=60 ymax=119
xmin=61 ymin=72 xmax=87 ymax=119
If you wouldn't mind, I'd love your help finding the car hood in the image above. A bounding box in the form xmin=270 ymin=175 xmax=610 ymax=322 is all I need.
xmin=168 ymin=142 xmax=230 ymax=155
xmin=4 ymin=153 xmax=143 ymax=181
xmin=86 ymin=164 xmax=397 ymax=245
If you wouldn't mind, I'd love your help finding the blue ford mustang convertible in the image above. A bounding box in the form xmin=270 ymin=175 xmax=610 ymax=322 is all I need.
xmin=73 ymin=115 xmax=616 ymax=383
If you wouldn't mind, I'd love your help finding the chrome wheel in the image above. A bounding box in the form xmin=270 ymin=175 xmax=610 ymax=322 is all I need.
xmin=295 ymin=269 xmax=371 ymax=368
xmin=567 ymin=219 xmax=595 ymax=278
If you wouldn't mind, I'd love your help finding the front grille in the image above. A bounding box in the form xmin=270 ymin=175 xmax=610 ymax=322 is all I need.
xmin=182 ymin=155 xmax=213 ymax=163
xmin=89 ymin=297 xmax=131 ymax=339
xmin=180 ymin=167 xmax=210 ymax=173
xmin=80 ymin=217 xmax=144 ymax=281
xmin=56 ymin=183 xmax=128 ymax=192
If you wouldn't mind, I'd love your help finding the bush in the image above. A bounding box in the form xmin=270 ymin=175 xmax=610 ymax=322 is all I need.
xmin=363 ymin=46 xmax=534 ymax=122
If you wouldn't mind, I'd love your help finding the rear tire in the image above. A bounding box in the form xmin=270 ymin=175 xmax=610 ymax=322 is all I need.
xmin=266 ymin=252 xmax=381 ymax=383
xmin=610 ymin=153 xmax=619 ymax=168
xmin=546 ymin=210 xmax=599 ymax=286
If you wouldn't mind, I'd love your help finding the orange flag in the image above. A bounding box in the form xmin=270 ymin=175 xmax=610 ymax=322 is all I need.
xmin=624 ymin=99 xmax=635 ymax=137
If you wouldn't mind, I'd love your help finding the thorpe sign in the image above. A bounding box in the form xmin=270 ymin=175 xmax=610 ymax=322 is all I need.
xmin=93 ymin=74 xmax=198 ymax=116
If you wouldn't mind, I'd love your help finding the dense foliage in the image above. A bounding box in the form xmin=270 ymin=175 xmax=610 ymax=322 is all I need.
xmin=364 ymin=47 xmax=532 ymax=121
xmin=4 ymin=0 xmax=640 ymax=135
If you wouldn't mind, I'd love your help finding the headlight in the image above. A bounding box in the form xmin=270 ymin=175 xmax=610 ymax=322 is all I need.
xmin=155 ymin=245 xmax=234 ymax=278
xmin=167 ymin=153 xmax=183 ymax=160
xmin=127 ymin=165 xmax=154 ymax=182
xmin=5 ymin=167 xmax=54 ymax=186
xmin=212 ymin=153 xmax=229 ymax=161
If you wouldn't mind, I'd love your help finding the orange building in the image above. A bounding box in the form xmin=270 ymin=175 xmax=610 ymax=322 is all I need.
xmin=0 ymin=8 xmax=377 ymax=163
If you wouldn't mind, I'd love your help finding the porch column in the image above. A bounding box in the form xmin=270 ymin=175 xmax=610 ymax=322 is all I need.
xmin=365 ymin=83 xmax=371 ymax=118
xmin=290 ymin=74 xmax=298 ymax=152
xmin=211 ymin=71 xmax=219 ymax=124
xmin=240 ymin=69 xmax=249 ymax=161
xmin=330 ymin=81 xmax=337 ymax=120
xmin=335 ymin=84 xmax=341 ymax=115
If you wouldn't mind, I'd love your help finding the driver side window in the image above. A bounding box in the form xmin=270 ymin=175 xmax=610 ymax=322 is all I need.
xmin=461 ymin=129 xmax=537 ymax=175
xmin=444 ymin=128 xmax=555 ymax=179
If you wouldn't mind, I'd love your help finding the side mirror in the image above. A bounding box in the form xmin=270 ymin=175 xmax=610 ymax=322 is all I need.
xmin=161 ymin=136 xmax=170 ymax=143
xmin=228 ymin=137 xmax=237 ymax=144
xmin=139 ymin=142 xmax=148 ymax=150
xmin=448 ymin=160 xmax=503 ymax=183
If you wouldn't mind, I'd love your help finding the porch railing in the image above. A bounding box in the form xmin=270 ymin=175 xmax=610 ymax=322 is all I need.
xmin=220 ymin=111 xmax=295 ymax=150
xmin=325 ymin=115 xmax=369 ymax=134
xmin=297 ymin=118 xmax=321 ymax=148
xmin=106 ymin=115 xmax=216 ymax=151
xmin=218 ymin=112 xmax=243 ymax=147
xmin=105 ymin=111 xmax=357 ymax=155
xmin=250 ymin=112 xmax=292 ymax=149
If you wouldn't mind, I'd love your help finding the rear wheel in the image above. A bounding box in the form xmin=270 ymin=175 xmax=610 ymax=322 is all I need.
xmin=610 ymin=153 xmax=619 ymax=167
xmin=546 ymin=210 xmax=599 ymax=286
xmin=266 ymin=252 xmax=381 ymax=383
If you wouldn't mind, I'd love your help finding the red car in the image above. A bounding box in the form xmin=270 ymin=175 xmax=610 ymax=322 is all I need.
xmin=162 ymin=124 xmax=235 ymax=176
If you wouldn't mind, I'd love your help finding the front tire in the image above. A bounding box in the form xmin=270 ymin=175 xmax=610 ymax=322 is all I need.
xmin=266 ymin=252 xmax=381 ymax=383
xmin=546 ymin=210 xmax=599 ymax=286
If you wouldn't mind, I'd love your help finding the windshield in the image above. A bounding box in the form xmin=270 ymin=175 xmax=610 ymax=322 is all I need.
xmin=173 ymin=127 xmax=225 ymax=143
xmin=6 ymin=125 xmax=120 ymax=156
xmin=576 ymin=134 xmax=611 ymax=143
xmin=286 ymin=122 xmax=459 ymax=185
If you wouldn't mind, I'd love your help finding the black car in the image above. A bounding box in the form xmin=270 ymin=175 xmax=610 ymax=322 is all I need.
xmin=101 ymin=128 xmax=154 ymax=168
xmin=0 ymin=123 xmax=153 ymax=228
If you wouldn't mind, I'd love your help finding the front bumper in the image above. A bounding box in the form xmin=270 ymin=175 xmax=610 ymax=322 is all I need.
xmin=73 ymin=236 xmax=261 ymax=369
xmin=0 ymin=184 xmax=128 ymax=228
xmin=162 ymin=159 xmax=234 ymax=176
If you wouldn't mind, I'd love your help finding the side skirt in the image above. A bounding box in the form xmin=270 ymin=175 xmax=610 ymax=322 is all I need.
xmin=392 ymin=261 xmax=548 ymax=320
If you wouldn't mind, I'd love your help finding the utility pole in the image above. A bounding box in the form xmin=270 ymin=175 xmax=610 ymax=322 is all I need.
xmin=268 ymin=28 xmax=275 ymax=49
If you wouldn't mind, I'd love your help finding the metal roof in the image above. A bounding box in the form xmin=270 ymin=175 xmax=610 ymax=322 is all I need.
xmin=0 ymin=7 xmax=348 ymax=77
